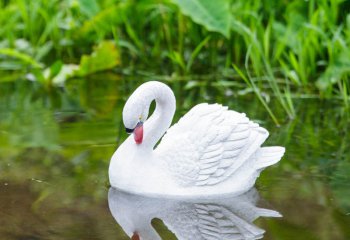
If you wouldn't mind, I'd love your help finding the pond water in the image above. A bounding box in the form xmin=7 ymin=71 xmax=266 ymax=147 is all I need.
xmin=0 ymin=74 xmax=349 ymax=239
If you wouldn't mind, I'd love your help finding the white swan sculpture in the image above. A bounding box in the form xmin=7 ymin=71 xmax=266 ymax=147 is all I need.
xmin=109 ymin=81 xmax=285 ymax=197
xmin=108 ymin=187 xmax=281 ymax=240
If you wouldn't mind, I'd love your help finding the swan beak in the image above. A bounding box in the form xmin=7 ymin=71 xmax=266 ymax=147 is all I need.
xmin=125 ymin=127 xmax=134 ymax=134
xmin=134 ymin=122 xmax=143 ymax=144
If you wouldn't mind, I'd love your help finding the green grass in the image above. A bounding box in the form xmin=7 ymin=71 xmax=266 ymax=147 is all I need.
xmin=0 ymin=0 xmax=349 ymax=122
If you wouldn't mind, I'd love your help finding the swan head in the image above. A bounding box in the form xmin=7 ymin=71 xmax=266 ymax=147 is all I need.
xmin=122 ymin=94 xmax=150 ymax=145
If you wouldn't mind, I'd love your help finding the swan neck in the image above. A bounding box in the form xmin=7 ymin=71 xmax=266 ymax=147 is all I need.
xmin=142 ymin=82 xmax=175 ymax=150
xmin=138 ymin=224 xmax=162 ymax=240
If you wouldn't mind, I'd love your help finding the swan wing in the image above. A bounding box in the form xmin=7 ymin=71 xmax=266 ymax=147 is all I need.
xmin=162 ymin=202 xmax=266 ymax=240
xmin=155 ymin=103 xmax=269 ymax=186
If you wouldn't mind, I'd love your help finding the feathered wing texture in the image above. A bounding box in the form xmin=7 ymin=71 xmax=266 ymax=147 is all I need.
xmin=159 ymin=189 xmax=281 ymax=240
xmin=162 ymin=202 xmax=266 ymax=240
xmin=155 ymin=103 xmax=270 ymax=186
xmin=255 ymin=147 xmax=285 ymax=170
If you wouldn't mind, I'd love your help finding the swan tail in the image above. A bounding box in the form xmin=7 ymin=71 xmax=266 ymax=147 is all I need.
xmin=255 ymin=147 xmax=285 ymax=170
xmin=257 ymin=208 xmax=283 ymax=218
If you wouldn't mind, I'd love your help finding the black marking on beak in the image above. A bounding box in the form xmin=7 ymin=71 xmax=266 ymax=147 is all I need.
xmin=125 ymin=121 xmax=143 ymax=134
xmin=125 ymin=127 xmax=134 ymax=134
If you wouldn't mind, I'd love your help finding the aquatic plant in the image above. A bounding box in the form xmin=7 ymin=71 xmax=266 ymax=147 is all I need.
xmin=0 ymin=0 xmax=349 ymax=121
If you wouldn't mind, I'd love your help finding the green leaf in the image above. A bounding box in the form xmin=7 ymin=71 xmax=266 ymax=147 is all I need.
xmin=316 ymin=50 xmax=350 ymax=90
xmin=0 ymin=61 xmax=23 ymax=70
xmin=49 ymin=60 xmax=63 ymax=79
xmin=168 ymin=51 xmax=186 ymax=71
xmin=77 ymin=41 xmax=121 ymax=76
xmin=34 ymin=41 xmax=53 ymax=61
xmin=51 ymin=64 xmax=79 ymax=86
xmin=186 ymin=35 xmax=211 ymax=72
xmin=79 ymin=5 xmax=124 ymax=36
xmin=184 ymin=80 xmax=204 ymax=90
xmin=78 ymin=0 xmax=100 ymax=17
xmin=0 ymin=48 xmax=42 ymax=68
xmin=172 ymin=0 xmax=231 ymax=38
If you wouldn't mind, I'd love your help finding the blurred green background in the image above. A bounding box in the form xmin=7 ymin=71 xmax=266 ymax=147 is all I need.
xmin=0 ymin=0 xmax=350 ymax=239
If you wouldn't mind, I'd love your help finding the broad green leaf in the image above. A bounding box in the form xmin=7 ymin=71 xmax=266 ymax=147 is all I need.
xmin=172 ymin=0 xmax=231 ymax=38
xmin=78 ymin=0 xmax=100 ymax=17
xmin=77 ymin=41 xmax=121 ymax=76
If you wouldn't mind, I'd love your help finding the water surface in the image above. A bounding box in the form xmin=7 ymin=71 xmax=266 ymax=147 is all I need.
xmin=0 ymin=74 xmax=349 ymax=239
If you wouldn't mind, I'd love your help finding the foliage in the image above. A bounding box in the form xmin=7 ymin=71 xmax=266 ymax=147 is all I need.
xmin=0 ymin=0 xmax=349 ymax=122
xmin=1 ymin=1 xmax=349 ymax=238
xmin=77 ymin=40 xmax=120 ymax=76
xmin=172 ymin=0 xmax=231 ymax=38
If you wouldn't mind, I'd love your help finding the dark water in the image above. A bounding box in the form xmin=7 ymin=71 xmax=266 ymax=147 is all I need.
xmin=0 ymin=74 xmax=349 ymax=239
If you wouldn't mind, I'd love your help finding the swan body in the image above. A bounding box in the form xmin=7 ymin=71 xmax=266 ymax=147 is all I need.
xmin=109 ymin=81 xmax=285 ymax=197
xmin=108 ymin=187 xmax=281 ymax=240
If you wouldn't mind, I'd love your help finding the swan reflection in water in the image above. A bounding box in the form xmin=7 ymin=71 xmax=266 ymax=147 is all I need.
xmin=108 ymin=188 xmax=281 ymax=240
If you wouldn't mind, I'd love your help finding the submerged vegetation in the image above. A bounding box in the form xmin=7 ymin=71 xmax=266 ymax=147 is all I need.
xmin=1 ymin=0 xmax=350 ymax=122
